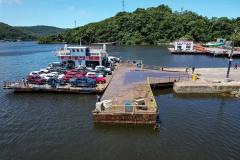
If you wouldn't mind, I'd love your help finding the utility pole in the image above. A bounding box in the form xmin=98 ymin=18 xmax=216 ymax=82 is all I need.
xmin=181 ymin=7 xmax=183 ymax=13
xmin=79 ymin=38 xmax=82 ymax=46
xmin=122 ymin=0 xmax=125 ymax=12
xmin=226 ymin=29 xmax=237 ymax=81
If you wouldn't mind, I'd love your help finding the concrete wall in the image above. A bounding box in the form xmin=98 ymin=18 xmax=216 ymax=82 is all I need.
xmin=173 ymin=82 xmax=240 ymax=94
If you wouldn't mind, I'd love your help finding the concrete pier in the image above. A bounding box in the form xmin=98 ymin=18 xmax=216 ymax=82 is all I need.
xmin=92 ymin=62 xmax=188 ymax=124
xmin=174 ymin=68 xmax=240 ymax=94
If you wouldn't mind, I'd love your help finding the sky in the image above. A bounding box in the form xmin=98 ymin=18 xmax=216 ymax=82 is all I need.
xmin=0 ymin=0 xmax=240 ymax=28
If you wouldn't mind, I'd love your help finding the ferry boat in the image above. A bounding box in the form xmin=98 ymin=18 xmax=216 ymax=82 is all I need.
xmin=55 ymin=44 xmax=108 ymax=68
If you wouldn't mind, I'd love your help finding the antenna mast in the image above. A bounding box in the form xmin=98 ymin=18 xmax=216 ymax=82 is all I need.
xmin=181 ymin=7 xmax=183 ymax=13
xmin=122 ymin=0 xmax=125 ymax=12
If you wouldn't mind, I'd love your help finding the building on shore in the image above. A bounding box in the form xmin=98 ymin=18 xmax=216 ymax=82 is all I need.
xmin=174 ymin=40 xmax=194 ymax=51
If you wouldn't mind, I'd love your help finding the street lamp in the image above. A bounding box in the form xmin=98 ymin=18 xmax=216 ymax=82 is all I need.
xmin=226 ymin=29 xmax=238 ymax=81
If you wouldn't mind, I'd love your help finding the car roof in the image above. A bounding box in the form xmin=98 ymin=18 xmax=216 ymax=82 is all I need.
xmin=87 ymin=72 xmax=95 ymax=74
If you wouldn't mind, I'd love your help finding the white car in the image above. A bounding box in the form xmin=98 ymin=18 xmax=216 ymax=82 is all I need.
xmin=86 ymin=72 xmax=96 ymax=77
xmin=95 ymin=65 xmax=104 ymax=70
xmin=87 ymin=67 xmax=95 ymax=72
xmin=40 ymin=73 xmax=58 ymax=80
xmin=30 ymin=71 xmax=40 ymax=76
xmin=50 ymin=72 xmax=59 ymax=75
xmin=108 ymin=56 xmax=120 ymax=63
xmin=39 ymin=69 xmax=49 ymax=74
xmin=58 ymin=74 xmax=65 ymax=80
xmin=95 ymin=65 xmax=111 ymax=72
xmin=96 ymin=74 xmax=104 ymax=78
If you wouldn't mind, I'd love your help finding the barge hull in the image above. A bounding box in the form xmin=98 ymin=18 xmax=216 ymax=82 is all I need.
xmin=93 ymin=112 xmax=158 ymax=124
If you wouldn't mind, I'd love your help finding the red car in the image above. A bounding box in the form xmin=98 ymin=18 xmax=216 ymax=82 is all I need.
xmin=27 ymin=75 xmax=46 ymax=84
xmin=63 ymin=73 xmax=75 ymax=82
xmin=63 ymin=71 xmax=85 ymax=82
xmin=86 ymin=74 xmax=106 ymax=84
xmin=65 ymin=69 xmax=86 ymax=76
xmin=75 ymin=73 xmax=85 ymax=78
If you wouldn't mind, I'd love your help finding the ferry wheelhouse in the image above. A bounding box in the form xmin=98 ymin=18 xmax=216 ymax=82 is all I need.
xmin=55 ymin=44 xmax=108 ymax=68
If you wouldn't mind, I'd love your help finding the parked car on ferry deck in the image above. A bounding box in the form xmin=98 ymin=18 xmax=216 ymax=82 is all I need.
xmin=47 ymin=77 xmax=65 ymax=86
xmin=63 ymin=72 xmax=76 ymax=82
xmin=69 ymin=77 xmax=97 ymax=88
xmin=30 ymin=71 xmax=40 ymax=76
xmin=47 ymin=62 xmax=66 ymax=73
xmin=86 ymin=72 xmax=106 ymax=84
xmin=95 ymin=66 xmax=112 ymax=75
xmin=27 ymin=75 xmax=46 ymax=85
xmin=108 ymin=56 xmax=120 ymax=63
xmin=40 ymin=73 xmax=58 ymax=80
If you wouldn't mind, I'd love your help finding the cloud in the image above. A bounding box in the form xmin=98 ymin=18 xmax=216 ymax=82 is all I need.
xmin=0 ymin=0 xmax=22 ymax=5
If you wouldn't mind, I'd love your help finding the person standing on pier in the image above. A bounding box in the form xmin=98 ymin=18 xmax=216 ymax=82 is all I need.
xmin=22 ymin=78 xmax=26 ymax=86
xmin=234 ymin=63 xmax=238 ymax=69
xmin=192 ymin=67 xmax=195 ymax=73
xmin=96 ymin=95 xmax=101 ymax=102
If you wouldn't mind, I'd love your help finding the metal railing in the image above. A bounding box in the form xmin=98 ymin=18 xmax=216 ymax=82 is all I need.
xmin=2 ymin=81 xmax=49 ymax=89
xmin=109 ymin=104 xmax=152 ymax=114
xmin=146 ymin=77 xmax=158 ymax=112
xmin=148 ymin=75 xmax=190 ymax=84
xmin=143 ymin=64 xmax=163 ymax=70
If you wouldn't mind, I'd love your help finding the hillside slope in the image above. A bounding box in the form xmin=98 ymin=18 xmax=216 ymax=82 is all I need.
xmin=0 ymin=22 xmax=66 ymax=41
xmin=0 ymin=22 xmax=35 ymax=40
xmin=17 ymin=25 xmax=66 ymax=37
xmin=40 ymin=5 xmax=240 ymax=45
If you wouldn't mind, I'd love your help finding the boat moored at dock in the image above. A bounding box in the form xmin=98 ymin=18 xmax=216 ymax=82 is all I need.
xmin=169 ymin=39 xmax=240 ymax=57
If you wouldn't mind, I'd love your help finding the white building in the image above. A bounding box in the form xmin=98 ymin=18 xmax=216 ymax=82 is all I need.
xmin=55 ymin=44 xmax=108 ymax=68
xmin=174 ymin=40 xmax=194 ymax=51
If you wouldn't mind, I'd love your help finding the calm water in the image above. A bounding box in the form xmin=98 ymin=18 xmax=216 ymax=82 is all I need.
xmin=0 ymin=42 xmax=240 ymax=160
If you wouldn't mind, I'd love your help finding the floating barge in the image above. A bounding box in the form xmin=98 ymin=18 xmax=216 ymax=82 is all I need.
xmin=92 ymin=62 xmax=189 ymax=125
xmin=169 ymin=40 xmax=240 ymax=57
xmin=169 ymin=48 xmax=240 ymax=58
xmin=3 ymin=74 xmax=113 ymax=93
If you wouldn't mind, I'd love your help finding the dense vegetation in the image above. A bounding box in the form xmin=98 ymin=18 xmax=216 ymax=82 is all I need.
xmin=0 ymin=22 xmax=35 ymax=40
xmin=0 ymin=22 xmax=65 ymax=41
xmin=17 ymin=26 xmax=66 ymax=37
xmin=39 ymin=5 xmax=240 ymax=46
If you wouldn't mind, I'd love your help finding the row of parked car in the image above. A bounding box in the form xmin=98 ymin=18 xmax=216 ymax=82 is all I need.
xmin=26 ymin=62 xmax=115 ymax=88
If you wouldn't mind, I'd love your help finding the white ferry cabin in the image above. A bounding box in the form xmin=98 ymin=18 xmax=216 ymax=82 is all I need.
xmin=55 ymin=44 xmax=108 ymax=68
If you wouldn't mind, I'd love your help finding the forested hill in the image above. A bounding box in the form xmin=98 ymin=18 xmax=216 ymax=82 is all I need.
xmin=0 ymin=22 xmax=65 ymax=41
xmin=0 ymin=22 xmax=34 ymax=41
xmin=39 ymin=5 xmax=240 ymax=45
xmin=17 ymin=26 xmax=66 ymax=37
